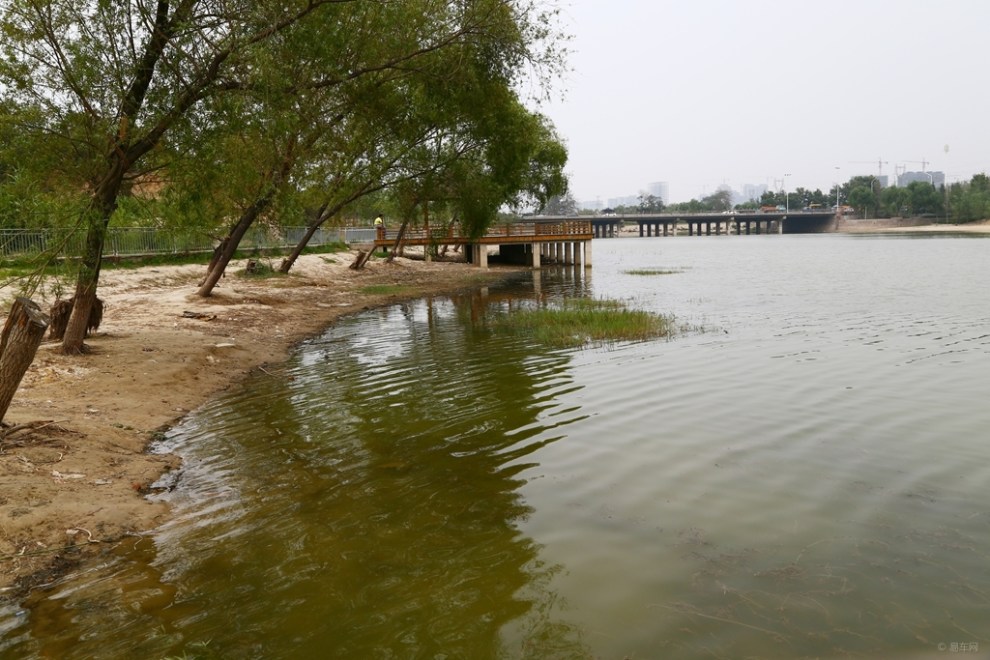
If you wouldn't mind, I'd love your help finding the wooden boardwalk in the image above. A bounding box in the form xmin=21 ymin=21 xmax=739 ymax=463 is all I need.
xmin=373 ymin=220 xmax=592 ymax=246
xmin=374 ymin=221 xmax=593 ymax=268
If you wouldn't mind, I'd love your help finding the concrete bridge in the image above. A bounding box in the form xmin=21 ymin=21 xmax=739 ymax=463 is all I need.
xmin=534 ymin=212 xmax=838 ymax=237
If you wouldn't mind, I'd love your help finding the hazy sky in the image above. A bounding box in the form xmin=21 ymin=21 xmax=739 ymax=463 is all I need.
xmin=540 ymin=0 xmax=990 ymax=204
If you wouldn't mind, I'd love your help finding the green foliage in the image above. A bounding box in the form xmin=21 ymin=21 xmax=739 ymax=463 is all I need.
xmin=879 ymin=186 xmax=908 ymax=217
xmin=905 ymin=181 xmax=943 ymax=215
xmin=847 ymin=185 xmax=875 ymax=216
xmin=1 ymin=0 xmax=571 ymax=310
xmin=638 ymin=194 xmax=665 ymax=213
xmin=948 ymin=174 xmax=990 ymax=222
xmin=541 ymin=192 xmax=578 ymax=215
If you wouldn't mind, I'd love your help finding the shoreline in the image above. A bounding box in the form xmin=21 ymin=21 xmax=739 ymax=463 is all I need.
xmin=838 ymin=219 xmax=990 ymax=233
xmin=0 ymin=252 xmax=521 ymax=599
xmin=4 ymin=220 xmax=986 ymax=600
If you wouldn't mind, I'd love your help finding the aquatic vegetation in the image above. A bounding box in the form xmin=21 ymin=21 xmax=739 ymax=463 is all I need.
xmin=623 ymin=267 xmax=684 ymax=276
xmin=494 ymin=296 xmax=675 ymax=348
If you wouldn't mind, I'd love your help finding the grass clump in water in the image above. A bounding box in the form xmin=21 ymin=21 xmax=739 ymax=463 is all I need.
xmin=624 ymin=267 xmax=683 ymax=276
xmin=496 ymin=297 xmax=675 ymax=349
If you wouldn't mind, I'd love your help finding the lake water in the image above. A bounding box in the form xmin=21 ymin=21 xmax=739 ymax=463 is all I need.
xmin=3 ymin=233 xmax=990 ymax=659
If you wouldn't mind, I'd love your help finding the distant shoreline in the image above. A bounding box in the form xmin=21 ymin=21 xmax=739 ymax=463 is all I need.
xmin=838 ymin=218 xmax=990 ymax=233
xmin=613 ymin=218 xmax=990 ymax=235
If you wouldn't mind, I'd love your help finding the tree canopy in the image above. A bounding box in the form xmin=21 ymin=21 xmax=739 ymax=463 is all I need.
xmin=0 ymin=0 xmax=570 ymax=350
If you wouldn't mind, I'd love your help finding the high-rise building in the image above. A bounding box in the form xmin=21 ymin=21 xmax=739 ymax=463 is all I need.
xmin=646 ymin=181 xmax=669 ymax=204
xmin=897 ymin=171 xmax=945 ymax=187
xmin=608 ymin=195 xmax=639 ymax=209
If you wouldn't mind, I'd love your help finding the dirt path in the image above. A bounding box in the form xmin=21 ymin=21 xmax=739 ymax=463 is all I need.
xmin=0 ymin=252 xmax=518 ymax=599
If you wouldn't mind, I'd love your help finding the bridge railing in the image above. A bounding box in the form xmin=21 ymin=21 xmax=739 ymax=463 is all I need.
xmin=376 ymin=221 xmax=593 ymax=243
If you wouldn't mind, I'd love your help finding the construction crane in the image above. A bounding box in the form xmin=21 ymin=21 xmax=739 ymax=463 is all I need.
xmin=848 ymin=158 xmax=888 ymax=177
xmin=901 ymin=159 xmax=929 ymax=172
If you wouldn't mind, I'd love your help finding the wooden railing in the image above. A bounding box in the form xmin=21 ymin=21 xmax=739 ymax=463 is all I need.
xmin=377 ymin=221 xmax=592 ymax=244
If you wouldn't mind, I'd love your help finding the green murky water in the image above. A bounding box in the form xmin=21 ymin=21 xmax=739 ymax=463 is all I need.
xmin=4 ymin=234 xmax=990 ymax=658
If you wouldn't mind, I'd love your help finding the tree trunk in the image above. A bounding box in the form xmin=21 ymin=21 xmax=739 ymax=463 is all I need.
xmin=350 ymin=248 xmax=377 ymax=270
xmin=199 ymin=236 xmax=230 ymax=286
xmin=197 ymin=198 xmax=270 ymax=297
xmin=386 ymin=218 xmax=412 ymax=263
xmin=0 ymin=298 xmax=50 ymax=425
xmin=280 ymin=202 xmax=331 ymax=274
xmin=62 ymin=188 xmax=117 ymax=354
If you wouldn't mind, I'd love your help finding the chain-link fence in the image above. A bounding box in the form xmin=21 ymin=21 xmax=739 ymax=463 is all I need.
xmin=0 ymin=226 xmax=377 ymax=260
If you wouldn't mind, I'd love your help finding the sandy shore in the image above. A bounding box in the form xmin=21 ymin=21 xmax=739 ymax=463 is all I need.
xmin=839 ymin=218 xmax=990 ymax=233
xmin=0 ymin=251 xmax=519 ymax=599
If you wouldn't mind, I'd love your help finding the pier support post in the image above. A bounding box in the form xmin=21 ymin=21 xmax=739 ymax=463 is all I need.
xmin=472 ymin=244 xmax=488 ymax=269
xmin=583 ymin=239 xmax=592 ymax=268
xmin=530 ymin=242 xmax=541 ymax=269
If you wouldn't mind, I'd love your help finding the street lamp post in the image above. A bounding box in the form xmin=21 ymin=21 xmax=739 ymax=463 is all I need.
xmin=834 ymin=166 xmax=841 ymax=211
xmin=868 ymin=176 xmax=877 ymax=219
xmin=784 ymin=173 xmax=792 ymax=213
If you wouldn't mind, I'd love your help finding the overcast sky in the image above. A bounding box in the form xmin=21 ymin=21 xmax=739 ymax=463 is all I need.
xmin=540 ymin=0 xmax=990 ymax=204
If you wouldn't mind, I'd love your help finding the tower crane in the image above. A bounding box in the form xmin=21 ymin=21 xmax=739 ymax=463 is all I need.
xmin=901 ymin=159 xmax=929 ymax=171
xmin=847 ymin=158 xmax=888 ymax=177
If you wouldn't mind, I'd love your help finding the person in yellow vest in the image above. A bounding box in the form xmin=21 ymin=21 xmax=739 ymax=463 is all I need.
xmin=374 ymin=214 xmax=384 ymax=240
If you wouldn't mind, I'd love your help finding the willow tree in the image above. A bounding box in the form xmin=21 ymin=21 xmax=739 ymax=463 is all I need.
xmin=396 ymin=88 xmax=569 ymax=240
xmin=189 ymin=0 xmax=569 ymax=291
xmin=0 ymin=0 xmax=350 ymax=353
xmin=275 ymin=0 xmax=569 ymax=271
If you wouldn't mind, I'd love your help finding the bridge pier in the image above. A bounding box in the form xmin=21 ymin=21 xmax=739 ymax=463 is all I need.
xmin=472 ymin=243 xmax=489 ymax=269
xmin=523 ymin=239 xmax=591 ymax=268
xmin=592 ymin=221 xmax=620 ymax=238
xmin=640 ymin=220 xmax=677 ymax=237
xmin=589 ymin=211 xmax=834 ymax=239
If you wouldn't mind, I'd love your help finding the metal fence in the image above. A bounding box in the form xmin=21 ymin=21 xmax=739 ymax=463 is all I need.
xmin=0 ymin=226 xmax=377 ymax=260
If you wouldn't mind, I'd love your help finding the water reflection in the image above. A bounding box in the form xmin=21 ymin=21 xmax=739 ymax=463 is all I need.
xmin=6 ymin=281 xmax=593 ymax=659
xmin=7 ymin=235 xmax=990 ymax=659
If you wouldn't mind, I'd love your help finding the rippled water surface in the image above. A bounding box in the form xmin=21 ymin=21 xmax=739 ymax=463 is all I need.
xmin=4 ymin=234 xmax=990 ymax=658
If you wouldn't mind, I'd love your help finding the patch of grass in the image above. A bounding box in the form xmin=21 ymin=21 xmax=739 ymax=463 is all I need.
xmin=624 ymin=267 xmax=684 ymax=276
xmin=314 ymin=241 xmax=350 ymax=254
xmin=359 ymin=284 xmax=414 ymax=296
xmin=494 ymin=297 xmax=676 ymax=349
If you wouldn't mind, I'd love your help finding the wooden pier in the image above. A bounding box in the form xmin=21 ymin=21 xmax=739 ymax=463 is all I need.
xmin=374 ymin=221 xmax=593 ymax=269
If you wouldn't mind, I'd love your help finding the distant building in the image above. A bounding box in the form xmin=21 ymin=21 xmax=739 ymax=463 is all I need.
xmin=897 ymin=171 xmax=945 ymax=187
xmin=646 ymin=181 xmax=669 ymax=204
xmin=741 ymin=183 xmax=768 ymax=203
xmin=579 ymin=198 xmax=604 ymax=212
xmin=608 ymin=195 xmax=639 ymax=208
